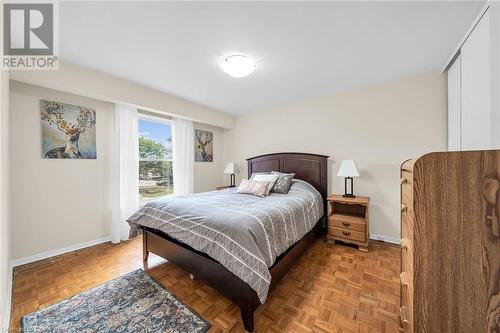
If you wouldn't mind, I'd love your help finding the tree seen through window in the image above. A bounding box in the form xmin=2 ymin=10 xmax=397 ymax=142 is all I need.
xmin=138 ymin=118 xmax=173 ymax=202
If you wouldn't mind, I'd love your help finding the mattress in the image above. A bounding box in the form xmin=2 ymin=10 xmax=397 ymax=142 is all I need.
xmin=127 ymin=179 xmax=323 ymax=303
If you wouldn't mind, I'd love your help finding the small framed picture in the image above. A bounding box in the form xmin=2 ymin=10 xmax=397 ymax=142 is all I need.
xmin=194 ymin=129 xmax=213 ymax=162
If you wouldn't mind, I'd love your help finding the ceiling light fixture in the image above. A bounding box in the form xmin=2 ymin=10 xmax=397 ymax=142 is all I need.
xmin=220 ymin=54 xmax=256 ymax=78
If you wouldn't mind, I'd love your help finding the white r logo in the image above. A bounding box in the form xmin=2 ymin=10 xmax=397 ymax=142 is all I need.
xmin=10 ymin=8 xmax=49 ymax=49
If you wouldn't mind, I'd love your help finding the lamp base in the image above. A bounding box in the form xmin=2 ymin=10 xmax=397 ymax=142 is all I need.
xmin=343 ymin=177 xmax=356 ymax=198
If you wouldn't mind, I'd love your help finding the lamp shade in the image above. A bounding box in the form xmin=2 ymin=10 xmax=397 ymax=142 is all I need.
xmin=224 ymin=162 xmax=240 ymax=174
xmin=337 ymin=160 xmax=359 ymax=177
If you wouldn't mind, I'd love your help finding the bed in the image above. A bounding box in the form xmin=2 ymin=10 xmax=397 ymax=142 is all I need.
xmin=128 ymin=152 xmax=328 ymax=332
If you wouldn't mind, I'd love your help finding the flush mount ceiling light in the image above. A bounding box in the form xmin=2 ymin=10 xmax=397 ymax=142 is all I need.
xmin=220 ymin=54 xmax=257 ymax=78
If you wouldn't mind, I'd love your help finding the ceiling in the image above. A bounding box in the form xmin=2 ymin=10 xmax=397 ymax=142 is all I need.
xmin=60 ymin=1 xmax=483 ymax=115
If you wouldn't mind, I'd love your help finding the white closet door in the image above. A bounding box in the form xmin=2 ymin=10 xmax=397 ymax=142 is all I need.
xmin=461 ymin=9 xmax=491 ymax=150
xmin=491 ymin=3 xmax=500 ymax=148
xmin=447 ymin=55 xmax=461 ymax=151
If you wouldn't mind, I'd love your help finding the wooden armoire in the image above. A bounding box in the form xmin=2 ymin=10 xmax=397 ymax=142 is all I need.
xmin=400 ymin=150 xmax=500 ymax=332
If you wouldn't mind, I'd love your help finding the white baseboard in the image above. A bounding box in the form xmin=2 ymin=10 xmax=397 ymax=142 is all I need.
xmin=370 ymin=234 xmax=400 ymax=245
xmin=3 ymin=236 xmax=111 ymax=329
xmin=11 ymin=236 xmax=111 ymax=267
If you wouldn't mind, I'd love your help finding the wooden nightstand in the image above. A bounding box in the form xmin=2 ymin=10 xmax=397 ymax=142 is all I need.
xmin=216 ymin=186 xmax=231 ymax=190
xmin=326 ymin=195 xmax=370 ymax=252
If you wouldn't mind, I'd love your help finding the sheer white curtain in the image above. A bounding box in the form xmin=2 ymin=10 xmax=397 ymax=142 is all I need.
xmin=172 ymin=117 xmax=194 ymax=196
xmin=111 ymin=104 xmax=139 ymax=243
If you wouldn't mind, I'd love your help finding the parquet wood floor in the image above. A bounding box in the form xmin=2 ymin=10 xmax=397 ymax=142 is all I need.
xmin=10 ymin=237 xmax=401 ymax=332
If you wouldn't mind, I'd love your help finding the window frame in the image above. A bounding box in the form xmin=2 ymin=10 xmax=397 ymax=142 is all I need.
xmin=138 ymin=114 xmax=174 ymax=162
xmin=138 ymin=114 xmax=174 ymax=202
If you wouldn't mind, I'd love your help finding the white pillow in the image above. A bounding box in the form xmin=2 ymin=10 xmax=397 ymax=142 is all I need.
xmin=237 ymin=179 xmax=270 ymax=198
xmin=250 ymin=173 xmax=279 ymax=195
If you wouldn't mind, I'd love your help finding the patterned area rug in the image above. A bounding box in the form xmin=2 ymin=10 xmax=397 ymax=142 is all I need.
xmin=21 ymin=269 xmax=210 ymax=333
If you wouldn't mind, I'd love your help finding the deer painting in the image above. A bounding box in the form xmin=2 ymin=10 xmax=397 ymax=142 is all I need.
xmin=195 ymin=129 xmax=213 ymax=162
xmin=41 ymin=100 xmax=97 ymax=159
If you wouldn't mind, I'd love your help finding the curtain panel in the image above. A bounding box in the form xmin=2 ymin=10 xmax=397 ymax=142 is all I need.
xmin=111 ymin=104 xmax=139 ymax=243
xmin=172 ymin=117 xmax=194 ymax=196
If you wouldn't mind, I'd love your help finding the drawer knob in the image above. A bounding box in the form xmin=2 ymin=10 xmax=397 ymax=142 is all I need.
xmin=400 ymin=306 xmax=408 ymax=327
xmin=401 ymin=204 xmax=408 ymax=213
xmin=400 ymin=272 xmax=409 ymax=288
xmin=400 ymin=238 xmax=410 ymax=250
xmin=400 ymin=178 xmax=408 ymax=185
xmin=342 ymin=221 xmax=351 ymax=227
xmin=342 ymin=231 xmax=351 ymax=237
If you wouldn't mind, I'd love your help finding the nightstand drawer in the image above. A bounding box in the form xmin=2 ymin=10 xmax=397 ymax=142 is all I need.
xmin=330 ymin=227 xmax=366 ymax=243
xmin=329 ymin=214 xmax=366 ymax=232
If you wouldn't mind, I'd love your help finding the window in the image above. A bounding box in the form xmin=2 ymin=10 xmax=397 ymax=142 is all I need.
xmin=138 ymin=117 xmax=173 ymax=202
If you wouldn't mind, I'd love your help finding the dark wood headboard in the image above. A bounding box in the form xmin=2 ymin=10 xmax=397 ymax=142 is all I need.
xmin=246 ymin=152 xmax=329 ymax=201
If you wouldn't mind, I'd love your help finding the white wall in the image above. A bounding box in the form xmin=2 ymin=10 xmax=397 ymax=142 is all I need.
xmin=10 ymin=61 xmax=236 ymax=129
xmin=222 ymin=71 xmax=447 ymax=242
xmin=0 ymin=71 xmax=11 ymax=329
xmin=0 ymin=2 xmax=12 ymax=326
xmin=10 ymin=81 xmax=114 ymax=261
xmin=9 ymin=81 xmax=226 ymax=260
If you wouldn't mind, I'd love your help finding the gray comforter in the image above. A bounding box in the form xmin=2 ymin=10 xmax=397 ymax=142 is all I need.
xmin=127 ymin=180 xmax=323 ymax=303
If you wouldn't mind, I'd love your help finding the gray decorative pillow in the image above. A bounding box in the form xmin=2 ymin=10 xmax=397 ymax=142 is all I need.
xmin=270 ymin=171 xmax=296 ymax=194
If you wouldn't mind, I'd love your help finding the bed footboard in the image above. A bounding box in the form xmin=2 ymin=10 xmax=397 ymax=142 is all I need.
xmin=142 ymin=228 xmax=260 ymax=331
xmin=141 ymin=220 xmax=322 ymax=332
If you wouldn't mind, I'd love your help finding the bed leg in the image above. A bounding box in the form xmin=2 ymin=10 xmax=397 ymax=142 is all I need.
xmin=142 ymin=232 xmax=149 ymax=261
xmin=241 ymin=304 xmax=255 ymax=332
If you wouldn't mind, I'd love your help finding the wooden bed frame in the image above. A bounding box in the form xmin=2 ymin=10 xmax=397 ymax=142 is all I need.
xmin=141 ymin=152 xmax=329 ymax=332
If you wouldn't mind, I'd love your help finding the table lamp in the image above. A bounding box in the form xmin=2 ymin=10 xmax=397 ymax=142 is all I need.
xmin=224 ymin=162 xmax=240 ymax=187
